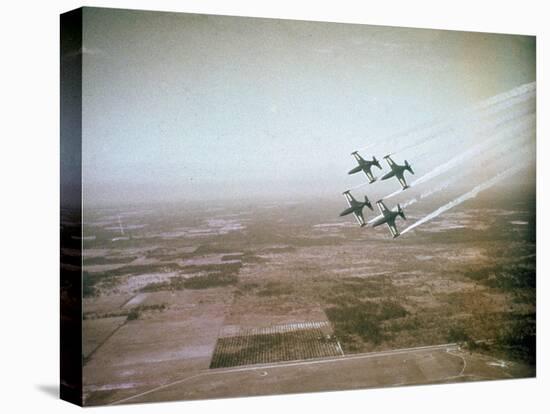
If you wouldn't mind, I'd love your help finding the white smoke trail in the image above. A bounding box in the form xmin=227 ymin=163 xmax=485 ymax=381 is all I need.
xmin=347 ymin=178 xmax=373 ymax=191
xmin=352 ymin=100 xmax=533 ymax=194
xmin=349 ymin=110 xmax=532 ymax=194
xmin=471 ymin=82 xmax=535 ymax=110
xmin=355 ymin=81 xmax=535 ymax=153
xmin=401 ymin=174 xmax=464 ymax=209
xmin=348 ymin=84 xmax=534 ymax=208
xmin=367 ymin=130 xmax=532 ymax=224
xmin=394 ymin=90 xmax=535 ymax=154
xmin=380 ymin=128 xmax=533 ymax=217
xmin=363 ymin=123 xmax=533 ymax=221
xmin=402 ymin=198 xmax=417 ymax=208
xmin=381 ymin=114 xmax=534 ymax=201
xmin=400 ymin=163 xmax=530 ymax=235
xmin=118 ymin=215 xmax=125 ymax=236
xmin=368 ymin=171 xmax=496 ymax=225
xmin=379 ymin=172 xmax=465 ymax=219
xmin=418 ymin=176 xmax=459 ymax=199
xmin=409 ymin=118 xmax=533 ymax=186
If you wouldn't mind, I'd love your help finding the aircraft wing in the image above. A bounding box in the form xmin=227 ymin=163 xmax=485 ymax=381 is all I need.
xmin=397 ymin=174 xmax=408 ymax=189
xmin=343 ymin=192 xmax=353 ymax=207
xmin=376 ymin=200 xmax=390 ymax=215
xmin=386 ymin=221 xmax=400 ymax=238
xmin=384 ymin=155 xmax=397 ymax=169
xmin=353 ymin=210 xmax=366 ymax=227
xmin=364 ymin=169 xmax=375 ymax=183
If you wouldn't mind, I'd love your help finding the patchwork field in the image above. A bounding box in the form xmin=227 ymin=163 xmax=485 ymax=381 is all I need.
xmin=210 ymin=322 xmax=343 ymax=368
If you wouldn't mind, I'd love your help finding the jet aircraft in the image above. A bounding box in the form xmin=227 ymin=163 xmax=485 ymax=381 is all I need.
xmin=381 ymin=155 xmax=414 ymax=190
xmin=348 ymin=151 xmax=382 ymax=183
xmin=339 ymin=190 xmax=373 ymax=227
xmin=371 ymin=200 xmax=406 ymax=238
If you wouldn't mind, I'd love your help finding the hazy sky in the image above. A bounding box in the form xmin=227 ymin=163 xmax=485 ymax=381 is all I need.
xmin=81 ymin=7 xmax=535 ymax=205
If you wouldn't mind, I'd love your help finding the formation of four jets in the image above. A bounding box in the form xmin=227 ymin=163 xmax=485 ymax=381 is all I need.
xmin=340 ymin=152 xmax=414 ymax=238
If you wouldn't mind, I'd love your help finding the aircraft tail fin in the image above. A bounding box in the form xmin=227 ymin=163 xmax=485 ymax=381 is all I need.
xmin=397 ymin=204 xmax=406 ymax=220
xmin=364 ymin=195 xmax=373 ymax=211
xmin=405 ymin=160 xmax=414 ymax=175
xmin=372 ymin=156 xmax=381 ymax=169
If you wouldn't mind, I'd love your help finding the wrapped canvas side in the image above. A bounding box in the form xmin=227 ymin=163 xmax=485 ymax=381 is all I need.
xmin=60 ymin=7 xmax=83 ymax=407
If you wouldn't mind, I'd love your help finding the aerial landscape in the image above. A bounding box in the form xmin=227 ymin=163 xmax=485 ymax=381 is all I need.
xmin=80 ymin=182 xmax=535 ymax=405
xmin=65 ymin=7 xmax=536 ymax=406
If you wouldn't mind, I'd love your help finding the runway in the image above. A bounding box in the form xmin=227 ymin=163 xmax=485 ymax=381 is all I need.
xmin=110 ymin=342 xmax=532 ymax=405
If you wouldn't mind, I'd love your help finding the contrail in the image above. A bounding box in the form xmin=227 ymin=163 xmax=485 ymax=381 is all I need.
xmin=394 ymin=90 xmax=534 ymax=155
xmin=387 ymin=82 xmax=534 ymax=152
xmin=381 ymin=126 xmax=533 ymax=212
xmin=349 ymin=114 xmax=535 ymax=196
xmin=367 ymin=134 xmax=529 ymax=224
xmin=355 ymin=81 xmax=535 ymax=154
xmin=471 ymin=82 xmax=535 ymax=110
xmin=381 ymin=114 xmax=534 ymax=201
xmin=370 ymin=172 xmax=472 ymax=224
xmin=350 ymin=109 xmax=533 ymax=194
xmin=118 ymin=215 xmax=125 ymax=236
xmin=400 ymin=163 xmax=529 ymax=235
xmin=347 ymin=85 xmax=534 ymax=206
xmin=383 ymin=124 xmax=533 ymax=201
xmin=401 ymin=174 xmax=464 ymax=209
xmin=358 ymin=94 xmax=535 ymax=194
xmin=347 ymin=178 xmax=375 ymax=191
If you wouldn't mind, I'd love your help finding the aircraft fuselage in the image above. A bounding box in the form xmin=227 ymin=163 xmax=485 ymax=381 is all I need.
xmin=340 ymin=204 xmax=361 ymax=217
xmin=371 ymin=211 xmax=398 ymax=228
xmin=381 ymin=157 xmax=413 ymax=190
xmin=348 ymin=160 xmax=378 ymax=175
xmin=381 ymin=165 xmax=405 ymax=180
xmin=348 ymin=153 xmax=382 ymax=183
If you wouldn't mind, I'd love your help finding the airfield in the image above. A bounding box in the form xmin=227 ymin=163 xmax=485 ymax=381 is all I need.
xmin=79 ymin=189 xmax=535 ymax=406
xmin=108 ymin=344 xmax=532 ymax=404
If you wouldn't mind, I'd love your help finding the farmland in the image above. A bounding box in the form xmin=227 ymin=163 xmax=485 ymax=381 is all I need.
xmin=81 ymin=192 xmax=535 ymax=405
